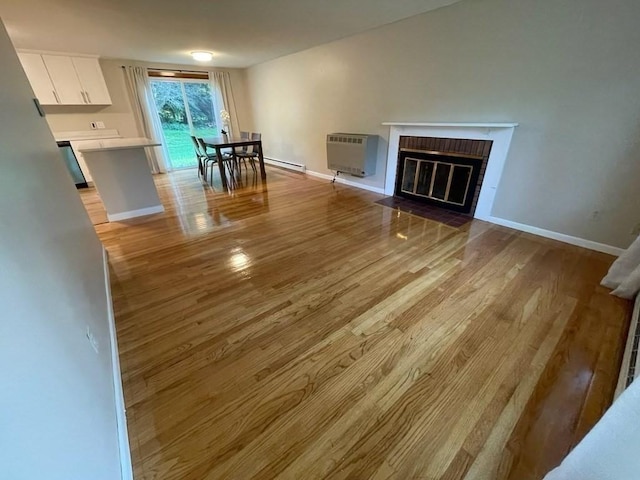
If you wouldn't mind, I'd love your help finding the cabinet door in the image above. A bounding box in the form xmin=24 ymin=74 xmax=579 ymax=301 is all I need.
xmin=17 ymin=53 xmax=59 ymax=105
xmin=72 ymin=57 xmax=112 ymax=105
xmin=42 ymin=55 xmax=85 ymax=105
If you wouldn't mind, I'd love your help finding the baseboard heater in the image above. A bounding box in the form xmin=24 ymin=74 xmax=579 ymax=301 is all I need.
xmin=615 ymin=294 xmax=640 ymax=399
xmin=264 ymin=157 xmax=306 ymax=173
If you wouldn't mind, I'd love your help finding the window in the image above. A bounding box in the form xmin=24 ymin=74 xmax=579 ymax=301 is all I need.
xmin=149 ymin=75 xmax=218 ymax=170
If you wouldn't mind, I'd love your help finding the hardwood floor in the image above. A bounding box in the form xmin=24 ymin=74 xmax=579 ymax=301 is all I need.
xmin=83 ymin=167 xmax=631 ymax=480
xmin=79 ymin=184 xmax=108 ymax=225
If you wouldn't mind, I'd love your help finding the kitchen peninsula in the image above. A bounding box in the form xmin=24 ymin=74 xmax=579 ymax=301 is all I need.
xmin=76 ymin=138 xmax=164 ymax=222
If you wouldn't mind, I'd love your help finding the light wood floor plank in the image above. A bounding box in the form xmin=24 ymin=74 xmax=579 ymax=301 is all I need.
xmin=79 ymin=167 xmax=631 ymax=480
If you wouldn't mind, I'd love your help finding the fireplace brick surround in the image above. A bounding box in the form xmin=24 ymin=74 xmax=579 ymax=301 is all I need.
xmin=382 ymin=122 xmax=518 ymax=222
xmin=398 ymin=136 xmax=493 ymax=216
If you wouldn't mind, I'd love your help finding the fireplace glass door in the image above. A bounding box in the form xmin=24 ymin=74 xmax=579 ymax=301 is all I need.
xmin=395 ymin=150 xmax=482 ymax=213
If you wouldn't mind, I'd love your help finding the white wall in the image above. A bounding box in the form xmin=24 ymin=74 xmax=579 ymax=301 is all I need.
xmin=43 ymin=58 xmax=254 ymax=137
xmin=0 ymin=21 xmax=123 ymax=480
xmin=246 ymin=0 xmax=640 ymax=249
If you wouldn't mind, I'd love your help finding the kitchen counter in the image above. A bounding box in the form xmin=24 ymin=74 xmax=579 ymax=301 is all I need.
xmin=75 ymin=137 xmax=160 ymax=153
xmin=80 ymin=138 xmax=164 ymax=222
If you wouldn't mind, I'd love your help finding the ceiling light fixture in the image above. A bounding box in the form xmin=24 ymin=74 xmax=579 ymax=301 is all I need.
xmin=191 ymin=51 xmax=213 ymax=62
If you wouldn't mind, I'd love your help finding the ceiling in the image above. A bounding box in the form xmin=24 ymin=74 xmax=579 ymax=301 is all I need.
xmin=0 ymin=0 xmax=462 ymax=68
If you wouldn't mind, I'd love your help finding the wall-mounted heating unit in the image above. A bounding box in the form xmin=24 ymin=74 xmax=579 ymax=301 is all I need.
xmin=615 ymin=294 xmax=640 ymax=399
xmin=326 ymin=133 xmax=378 ymax=177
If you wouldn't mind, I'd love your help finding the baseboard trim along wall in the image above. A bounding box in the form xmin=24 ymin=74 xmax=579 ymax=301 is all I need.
xmin=264 ymin=157 xmax=306 ymax=173
xmin=486 ymin=216 xmax=624 ymax=256
xmin=306 ymin=169 xmax=386 ymax=194
xmin=103 ymin=247 xmax=133 ymax=480
xmin=107 ymin=205 xmax=165 ymax=222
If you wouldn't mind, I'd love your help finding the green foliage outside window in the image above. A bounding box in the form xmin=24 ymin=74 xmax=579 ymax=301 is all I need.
xmin=151 ymin=80 xmax=219 ymax=169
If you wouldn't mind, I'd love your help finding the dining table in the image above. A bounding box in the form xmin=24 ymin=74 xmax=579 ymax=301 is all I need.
xmin=202 ymin=136 xmax=267 ymax=190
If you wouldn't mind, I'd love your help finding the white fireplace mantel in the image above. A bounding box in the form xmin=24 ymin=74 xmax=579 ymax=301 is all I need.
xmin=383 ymin=122 xmax=518 ymax=221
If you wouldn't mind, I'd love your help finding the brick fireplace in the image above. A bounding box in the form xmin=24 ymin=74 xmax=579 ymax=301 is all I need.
xmin=383 ymin=123 xmax=518 ymax=221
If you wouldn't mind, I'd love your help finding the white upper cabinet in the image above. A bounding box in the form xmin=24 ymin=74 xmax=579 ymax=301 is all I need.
xmin=17 ymin=53 xmax=58 ymax=104
xmin=18 ymin=52 xmax=112 ymax=106
xmin=42 ymin=55 xmax=85 ymax=105
xmin=71 ymin=57 xmax=112 ymax=105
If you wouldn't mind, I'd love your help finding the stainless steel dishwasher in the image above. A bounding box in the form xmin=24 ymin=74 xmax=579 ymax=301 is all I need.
xmin=56 ymin=140 xmax=88 ymax=189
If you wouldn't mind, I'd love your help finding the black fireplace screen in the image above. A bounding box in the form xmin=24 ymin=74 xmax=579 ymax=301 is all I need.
xmin=395 ymin=150 xmax=482 ymax=214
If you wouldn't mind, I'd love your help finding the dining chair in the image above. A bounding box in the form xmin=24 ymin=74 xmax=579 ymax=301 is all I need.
xmin=191 ymin=135 xmax=212 ymax=179
xmin=192 ymin=135 xmax=216 ymax=180
xmin=236 ymin=132 xmax=260 ymax=173
xmin=236 ymin=131 xmax=251 ymax=172
xmin=197 ymin=137 xmax=234 ymax=185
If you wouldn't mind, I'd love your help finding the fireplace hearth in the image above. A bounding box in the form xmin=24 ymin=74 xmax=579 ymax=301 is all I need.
xmin=394 ymin=136 xmax=493 ymax=216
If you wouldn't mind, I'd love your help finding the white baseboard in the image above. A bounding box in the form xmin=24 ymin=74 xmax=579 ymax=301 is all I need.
xmin=306 ymin=169 xmax=386 ymax=194
xmin=107 ymin=205 xmax=164 ymax=222
xmin=103 ymin=247 xmax=133 ymax=480
xmin=264 ymin=156 xmax=306 ymax=173
xmin=485 ymin=216 xmax=624 ymax=256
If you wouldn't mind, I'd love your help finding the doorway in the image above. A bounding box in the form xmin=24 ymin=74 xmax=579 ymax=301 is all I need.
xmin=150 ymin=78 xmax=218 ymax=170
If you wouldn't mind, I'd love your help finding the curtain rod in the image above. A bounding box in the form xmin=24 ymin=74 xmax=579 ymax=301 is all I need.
xmin=120 ymin=66 xmax=209 ymax=74
xmin=148 ymin=68 xmax=209 ymax=74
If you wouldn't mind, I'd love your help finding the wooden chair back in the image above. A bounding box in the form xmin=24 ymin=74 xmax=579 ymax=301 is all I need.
xmin=192 ymin=135 xmax=208 ymax=157
xmin=239 ymin=131 xmax=250 ymax=153
xmin=196 ymin=137 xmax=209 ymax=155
xmin=250 ymin=132 xmax=261 ymax=154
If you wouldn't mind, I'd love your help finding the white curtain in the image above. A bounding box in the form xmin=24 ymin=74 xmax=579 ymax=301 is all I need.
xmin=123 ymin=66 xmax=169 ymax=173
xmin=602 ymin=235 xmax=640 ymax=299
xmin=209 ymin=71 xmax=240 ymax=138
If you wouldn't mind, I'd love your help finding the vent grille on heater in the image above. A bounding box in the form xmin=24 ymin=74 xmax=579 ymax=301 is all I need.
xmin=615 ymin=295 xmax=640 ymax=398
xmin=328 ymin=135 xmax=364 ymax=145
xmin=625 ymin=324 xmax=640 ymax=387
xmin=626 ymin=309 xmax=640 ymax=387
xmin=326 ymin=133 xmax=378 ymax=177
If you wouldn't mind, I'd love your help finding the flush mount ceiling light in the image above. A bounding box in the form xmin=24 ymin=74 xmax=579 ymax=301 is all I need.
xmin=191 ymin=51 xmax=213 ymax=62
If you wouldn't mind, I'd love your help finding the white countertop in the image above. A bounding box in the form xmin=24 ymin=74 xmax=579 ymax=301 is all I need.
xmin=382 ymin=122 xmax=519 ymax=128
xmin=76 ymin=137 xmax=160 ymax=153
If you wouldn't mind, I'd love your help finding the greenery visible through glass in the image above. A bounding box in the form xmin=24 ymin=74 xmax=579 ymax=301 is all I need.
xmin=150 ymin=79 xmax=218 ymax=169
